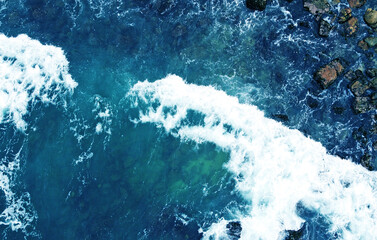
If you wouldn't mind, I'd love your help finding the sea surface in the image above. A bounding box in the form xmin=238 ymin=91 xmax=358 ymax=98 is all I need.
xmin=0 ymin=0 xmax=376 ymax=239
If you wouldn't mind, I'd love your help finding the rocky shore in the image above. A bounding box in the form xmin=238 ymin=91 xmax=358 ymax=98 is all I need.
xmin=246 ymin=0 xmax=377 ymax=172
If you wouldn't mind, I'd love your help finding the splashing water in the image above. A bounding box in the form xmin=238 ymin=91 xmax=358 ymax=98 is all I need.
xmin=129 ymin=75 xmax=377 ymax=240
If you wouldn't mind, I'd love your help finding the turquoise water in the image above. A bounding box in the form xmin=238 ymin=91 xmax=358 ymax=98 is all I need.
xmin=0 ymin=0 xmax=376 ymax=239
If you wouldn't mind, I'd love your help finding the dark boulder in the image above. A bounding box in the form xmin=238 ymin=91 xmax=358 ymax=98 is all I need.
xmin=366 ymin=68 xmax=377 ymax=78
xmin=319 ymin=18 xmax=332 ymax=37
xmin=361 ymin=154 xmax=373 ymax=170
xmin=307 ymin=96 xmax=319 ymax=108
xmin=332 ymin=103 xmax=345 ymax=114
xmin=314 ymin=59 xmax=345 ymax=89
xmin=226 ymin=221 xmax=242 ymax=240
xmin=353 ymin=96 xmax=372 ymax=113
xmin=364 ymin=37 xmax=377 ymax=48
xmin=246 ymin=0 xmax=267 ymax=11
xmin=345 ymin=70 xmax=358 ymax=81
xmin=349 ymin=80 xmax=370 ymax=96
xmin=339 ymin=8 xmax=352 ymax=23
xmin=355 ymin=69 xmax=364 ymax=78
xmin=272 ymin=114 xmax=289 ymax=122
xmin=371 ymin=77 xmax=377 ymax=88
xmin=298 ymin=21 xmax=310 ymax=28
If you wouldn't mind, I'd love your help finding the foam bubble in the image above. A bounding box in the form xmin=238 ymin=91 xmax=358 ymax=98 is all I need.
xmin=0 ymin=34 xmax=77 ymax=130
xmin=129 ymin=75 xmax=377 ymax=240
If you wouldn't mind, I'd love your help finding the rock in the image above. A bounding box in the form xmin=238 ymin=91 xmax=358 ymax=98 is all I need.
xmin=371 ymin=77 xmax=377 ymax=88
xmin=319 ymin=18 xmax=332 ymax=37
xmin=307 ymin=96 xmax=319 ymax=108
xmin=366 ymin=68 xmax=377 ymax=78
xmin=353 ymin=127 xmax=368 ymax=143
xmin=345 ymin=70 xmax=358 ymax=81
xmin=364 ymin=8 xmax=377 ymax=29
xmin=373 ymin=141 xmax=377 ymax=150
xmin=365 ymin=37 xmax=377 ymax=47
xmin=344 ymin=17 xmax=358 ymax=36
xmin=226 ymin=221 xmax=242 ymax=240
xmin=286 ymin=227 xmax=306 ymax=240
xmin=303 ymin=0 xmax=330 ymax=16
xmin=347 ymin=0 xmax=366 ymax=8
xmin=332 ymin=105 xmax=345 ymax=114
xmin=246 ymin=0 xmax=267 ymax=11
xmin=350 ymin=80 xmax=370 ymax=96
xmin=298 ymin=21 xmax=310 ymax=28
xmin=355 ymin=69 xmax=364 ymax=78
xmin=353 ymin=96 xmax=372 ymax=113
xmin=361 ymin=154 xmax=373 ymax=170
xmin=314 ymin=59 xmax=344 ymax=89
xmin=272 ymin=114 xmax=289 ymax=122
xmin=339 ymin=8 xmax=352 ymax=23
xmin=358 ymin=40 xmax=369 ymax=50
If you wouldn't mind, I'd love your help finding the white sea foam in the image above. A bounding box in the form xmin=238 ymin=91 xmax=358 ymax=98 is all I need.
xmin=0 ymin=145 xmax=36 ymax=234
xmin=129 ymin=75 xmax=377 ymax=240
xmin=0 ymin=34 xmax=76 ymax=236
xmin=0 ymin=34 xmax=77 ymax=130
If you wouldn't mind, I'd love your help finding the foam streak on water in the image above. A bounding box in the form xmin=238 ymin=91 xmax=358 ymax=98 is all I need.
xmin=129 ymin=75 xmax=377 ymax=240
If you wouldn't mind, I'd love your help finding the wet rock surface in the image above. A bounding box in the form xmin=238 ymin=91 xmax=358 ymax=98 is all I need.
xmin=314 ymin=59 xmax=344 ymax=89
xmin=361 ymin=154 xmax=373 ymax=170
xmin=226 ymin=221 xmax=242 ymax=240
xmin=343 ymin=17 xmax=358 ymax=36
xmin=246 ymin=0 xmax=267 ymax=11
xmin=319 ymin=18 xmax=332 ymax=37
xmin=339 ymin=8 xmax=352 ymax=23
xmin=350 ymin=80 xmax=370 ymax=96
xmin=364 ymin=8 xmax=377 ymax=29
xmin=347 ymin=0 xmax=366 ymax=8
xmin=303 ymin=0 xmax=330 ymax=16
xmin=365 ymin=37 xmax=377 ymax=47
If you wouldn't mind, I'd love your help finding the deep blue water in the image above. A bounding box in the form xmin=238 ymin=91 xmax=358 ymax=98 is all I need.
xmin=0 ymin=0 xmax=376 ymax=239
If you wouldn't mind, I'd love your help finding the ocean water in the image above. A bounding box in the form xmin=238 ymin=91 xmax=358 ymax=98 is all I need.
xmin=0 ymin=0 xmax=376 ymax=239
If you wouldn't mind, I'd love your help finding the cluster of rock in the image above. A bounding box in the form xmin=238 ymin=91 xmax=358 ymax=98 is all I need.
xmin=244 ymin=0 xmax=377 ymax=169
xmin=345 ymin=68 xmax=377 ymax=113
xmin=304 ymin=0 xmax=377 ymax=170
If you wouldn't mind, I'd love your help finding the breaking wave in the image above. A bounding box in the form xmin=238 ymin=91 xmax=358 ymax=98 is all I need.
xmin=0 ymin=34 xmax=77 ymax=130
xmin=129 ymin=75 xmax=377 ymax=240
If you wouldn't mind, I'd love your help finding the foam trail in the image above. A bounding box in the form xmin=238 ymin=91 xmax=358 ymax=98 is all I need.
xmin=0 ymin=34 xmax=77 ymax=130
xmin=129 ymin=75 xmax=377 ymax=240
xmin=0 ymin=34 xmax=77 ymax=235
